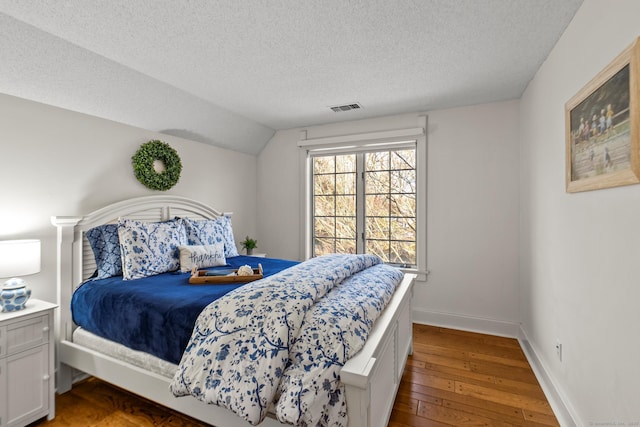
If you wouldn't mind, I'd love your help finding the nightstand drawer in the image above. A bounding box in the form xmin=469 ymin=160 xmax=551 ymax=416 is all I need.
xmin=5 ymin=314 xmax=49 ymax=356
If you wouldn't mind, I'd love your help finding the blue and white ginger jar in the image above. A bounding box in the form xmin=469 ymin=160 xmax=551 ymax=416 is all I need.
xmin=1 ymin=278 xmax=31 ymax=312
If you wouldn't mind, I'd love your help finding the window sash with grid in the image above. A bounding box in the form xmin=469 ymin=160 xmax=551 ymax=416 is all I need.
xmin=311 ymin=146 xmax=416 ymax=267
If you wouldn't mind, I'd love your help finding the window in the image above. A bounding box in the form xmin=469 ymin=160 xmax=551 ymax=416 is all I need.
xmin=299 ymin=121 xmax=427 ymax=275
xmin=311 ymin=148 xmax=416 ymax=267
xmin=313 ymin=153 xmax=357 ymax=255
xmin=365 ymin=149 xmax=416 ymax=265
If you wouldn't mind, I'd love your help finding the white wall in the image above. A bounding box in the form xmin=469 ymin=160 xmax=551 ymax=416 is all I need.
xmin=255 ymin=127 xmax=303 ymax=261
xmin=421 ymin=101 xmax=520 ymax=332
xmin=258 ymin=101 xmax=521 ymax=331
xmin=0 ymin=93 xmax=258 ymax=304
xmin=519 ymin=0 xmax=640 ymax=424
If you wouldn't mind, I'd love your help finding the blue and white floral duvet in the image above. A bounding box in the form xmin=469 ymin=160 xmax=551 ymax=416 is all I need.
xmin=170 ymin=254 xmax=403 ymax=426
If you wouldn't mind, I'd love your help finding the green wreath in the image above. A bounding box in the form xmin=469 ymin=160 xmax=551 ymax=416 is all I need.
xmin=132 ymin=140 xmax=182 ymax=191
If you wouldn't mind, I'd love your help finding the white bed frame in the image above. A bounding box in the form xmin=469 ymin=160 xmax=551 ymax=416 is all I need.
xmin=52 ymin=195 xmax=415 ymax=427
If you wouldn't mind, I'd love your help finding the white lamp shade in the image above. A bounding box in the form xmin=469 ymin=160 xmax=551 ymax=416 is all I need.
xmin=0 ymin=239 xmax=41 ymax=278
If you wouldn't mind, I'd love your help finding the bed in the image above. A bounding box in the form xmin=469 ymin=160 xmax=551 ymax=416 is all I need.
xmin=51 ymin=195 xmax=415 ymax=427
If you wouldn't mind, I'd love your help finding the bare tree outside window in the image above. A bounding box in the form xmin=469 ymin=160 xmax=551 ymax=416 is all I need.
xmin=312 ymin=148 xmax=416 ymax=266
xmin=313 ymin=154 xmax=357 ymax=255
xmin=365 ymin=149 xmax=416 ymax=265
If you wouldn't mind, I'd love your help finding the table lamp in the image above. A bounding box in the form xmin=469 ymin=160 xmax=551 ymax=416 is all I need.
xmin=0 ymin=239 xmax=41 ymax=312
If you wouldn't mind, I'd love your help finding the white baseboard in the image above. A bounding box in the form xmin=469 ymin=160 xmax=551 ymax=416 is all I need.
xmin=412 ymin=307 xmax=521 ymax=337
xmin=518 ymin=327 xmax=580 ymax=427
xmin=411 ymin=308 xmax=578 ymax=427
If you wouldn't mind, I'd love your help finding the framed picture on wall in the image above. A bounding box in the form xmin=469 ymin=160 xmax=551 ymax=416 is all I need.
xmin=565 ymin=37 xmax=640 ymax=193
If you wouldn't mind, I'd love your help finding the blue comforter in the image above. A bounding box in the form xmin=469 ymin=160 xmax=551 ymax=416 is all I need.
xmin=71 ymin=256 xmax=299 ymax=364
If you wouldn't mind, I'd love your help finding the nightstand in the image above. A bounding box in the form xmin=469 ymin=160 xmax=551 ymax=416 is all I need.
xmin=0 ymin=299 xmax=57 ymax=426
xmin=251 ymin=253 xmax=267 ymax=258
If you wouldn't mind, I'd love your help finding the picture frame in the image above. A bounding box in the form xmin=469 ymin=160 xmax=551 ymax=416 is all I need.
xmin=565 ymin=37 xmax=640 ymax=193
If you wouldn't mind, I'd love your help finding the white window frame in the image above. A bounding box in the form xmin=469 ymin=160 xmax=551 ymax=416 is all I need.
xmin=298 ymin=116 xmax=428 ymax=280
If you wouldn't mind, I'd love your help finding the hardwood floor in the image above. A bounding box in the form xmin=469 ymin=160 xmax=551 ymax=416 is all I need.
xmin=390 ymin=324 xmax=559 ymax=426
xmin=32 ymin=324 xmax=558 ymax=427
xmin=31 ymin=375 xmax=205 ymax=426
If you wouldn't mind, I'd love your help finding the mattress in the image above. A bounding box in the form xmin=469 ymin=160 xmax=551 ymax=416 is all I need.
xmin=73 ymin=327 xmax=178 ymax=378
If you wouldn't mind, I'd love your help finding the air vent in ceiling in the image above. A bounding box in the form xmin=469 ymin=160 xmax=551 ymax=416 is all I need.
xmin=330 ymin=103 xmax=362 ymax=112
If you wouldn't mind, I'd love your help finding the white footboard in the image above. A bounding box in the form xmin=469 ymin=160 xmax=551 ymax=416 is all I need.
xmin=341 ymin=273 xmax=415 ymax=427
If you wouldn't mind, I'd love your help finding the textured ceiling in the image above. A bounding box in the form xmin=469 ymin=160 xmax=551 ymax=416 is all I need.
xmin=0 ymin=0 xmax=583 ymax=154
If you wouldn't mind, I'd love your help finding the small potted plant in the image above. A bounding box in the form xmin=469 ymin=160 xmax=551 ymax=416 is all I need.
xmin=241 ymin=236 xmax=257 ymax=255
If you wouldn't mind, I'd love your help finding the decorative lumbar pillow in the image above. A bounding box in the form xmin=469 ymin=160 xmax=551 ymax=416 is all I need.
xmin=182 ymin=216 xmax=239 ymax=258
xmin=86 ymin=224 xmax=123 ymax=279
xmin=117 ymin=218 xmax=187 ymax=280
xmin=178 ymin=243 xmax=226 ymax=272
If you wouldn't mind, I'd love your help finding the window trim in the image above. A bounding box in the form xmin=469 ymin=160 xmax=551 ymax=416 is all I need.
xmin=298 ymin=117 xmax=428 ymax=280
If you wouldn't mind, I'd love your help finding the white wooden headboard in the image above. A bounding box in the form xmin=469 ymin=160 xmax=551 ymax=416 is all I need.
xmin=51 ymin=195 xmax=231 ymax=343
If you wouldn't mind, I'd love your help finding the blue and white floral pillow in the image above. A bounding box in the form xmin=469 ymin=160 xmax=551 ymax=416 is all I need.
xmin=86 ymin=224 xmax=123 ymax=279
xmin=182 ymin=216 xmax=239 ymax=257
xmin=117 ymin=218 xmax=187 ymax=280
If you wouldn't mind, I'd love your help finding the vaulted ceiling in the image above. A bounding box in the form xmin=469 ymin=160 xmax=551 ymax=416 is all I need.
xmin=0 ymin=0 xmax=583 ymax=154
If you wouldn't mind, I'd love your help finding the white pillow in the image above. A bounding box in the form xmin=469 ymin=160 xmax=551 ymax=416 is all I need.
xmin=118 ymin=218 xmax=187 ymax=280
xmin=178 ymin=244 xmax=226 ymax=272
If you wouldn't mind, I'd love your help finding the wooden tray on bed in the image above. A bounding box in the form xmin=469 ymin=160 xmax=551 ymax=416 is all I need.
xmin=189 ymin=264 xmax=263 ymax=284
